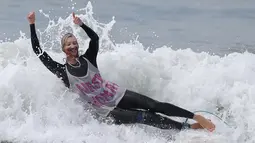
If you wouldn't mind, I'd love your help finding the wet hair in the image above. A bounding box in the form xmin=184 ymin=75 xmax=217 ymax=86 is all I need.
xmin=61 ymin=33 xmax=75 ymax=51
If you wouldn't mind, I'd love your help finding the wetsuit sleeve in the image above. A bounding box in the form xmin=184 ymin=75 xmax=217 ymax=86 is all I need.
xmin=30 ymin=24 xmax=69 ymax=87
xmin=80 ymin=23 xmax=99 ymax=68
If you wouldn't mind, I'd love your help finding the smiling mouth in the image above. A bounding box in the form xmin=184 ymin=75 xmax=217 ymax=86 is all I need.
xmin=68 ymin=47 xmax=78 ymax=52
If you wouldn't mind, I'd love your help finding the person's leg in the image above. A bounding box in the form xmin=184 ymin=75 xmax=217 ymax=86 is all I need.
xmin=117 ymin=90 xmax=215 ymax=132
xmin=117 ymin=90 xmax=194 ymax=119
xmin=109 ymin=108 xmax=191 ymax=130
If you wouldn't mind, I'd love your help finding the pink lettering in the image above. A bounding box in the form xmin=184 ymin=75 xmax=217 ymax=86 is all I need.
xmin=93 ymin=73 xmax=103 ymax=83
xmin=76 ymin=83 xmax=89 ymax=94
xmin=105 ymin=82 xmax=118 ymax=95
xmin=92 ymin=96 xmax=102 ymax=106
xmin=95 ymin=95 xmax=107 ymax=104
xmin=91 ymin=92 xmax=111 ymax=107
xmin=75 ymin=74 xmax=120 ymax=107
xmin=85 ymin=82 xmax=95 ymax=93
xmin=80 ymin=82 xmax=90 ymax=93
xmin=99 ymin=90 xmax=114 ymax=101
xmin=91 ymin=75 xmax=101 ymax=89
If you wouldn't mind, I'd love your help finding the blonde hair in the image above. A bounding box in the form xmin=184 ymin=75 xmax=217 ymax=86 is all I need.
xmin=61 ymin=33 xmax=75 ymax=51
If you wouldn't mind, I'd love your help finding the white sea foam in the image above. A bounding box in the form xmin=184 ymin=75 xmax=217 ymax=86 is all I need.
xmin=0 ymin=1 xmax=254 ymax=143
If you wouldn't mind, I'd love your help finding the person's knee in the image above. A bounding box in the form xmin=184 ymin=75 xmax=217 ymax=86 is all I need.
xmin=140 ymin=111 xmax=161 ymax=122
xmin=147 ymin=100 xmax=159 ymax=111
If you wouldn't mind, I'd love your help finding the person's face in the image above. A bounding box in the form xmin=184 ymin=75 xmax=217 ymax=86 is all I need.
xmin=63 ymin=36 xmax=79 ymax=58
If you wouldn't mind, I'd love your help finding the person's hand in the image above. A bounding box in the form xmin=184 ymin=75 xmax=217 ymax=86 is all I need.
xmin=72 ymin=12 xmax=83 ymax=26
xmin=27 ymin=12 xmax=35 ymax=24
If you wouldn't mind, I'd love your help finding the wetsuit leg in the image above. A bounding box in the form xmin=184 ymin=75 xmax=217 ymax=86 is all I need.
xmin=109 ymin=108 xmax=188 ymax=130
xmin=117 ymin=90 xmax=194 ymax=119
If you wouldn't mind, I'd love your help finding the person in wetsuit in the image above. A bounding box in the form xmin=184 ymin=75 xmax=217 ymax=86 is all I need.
xmin=27 ymin=11 xmax=216 ymax=132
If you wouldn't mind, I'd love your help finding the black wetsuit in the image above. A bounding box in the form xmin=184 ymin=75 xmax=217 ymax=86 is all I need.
xmin=30 ymin=23 xmax=194 ymax=130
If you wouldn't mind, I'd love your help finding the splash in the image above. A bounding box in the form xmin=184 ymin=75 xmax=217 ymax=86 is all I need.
xmin=0 ymin=1 xmax=255 ymax=143
xmin=37 ymin=1 xmax=116 ymax=54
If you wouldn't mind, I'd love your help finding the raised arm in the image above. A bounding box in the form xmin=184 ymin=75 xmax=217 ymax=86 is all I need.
xmin=29 ymin=23 xmax=65 ymax=73
xmin=81 ymin=23 xmax=99 ymax=68
xmin=72 ymin=13 xmax=99 ymax=68
xmin=28 ymin=12 xmax=70 ymax=87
